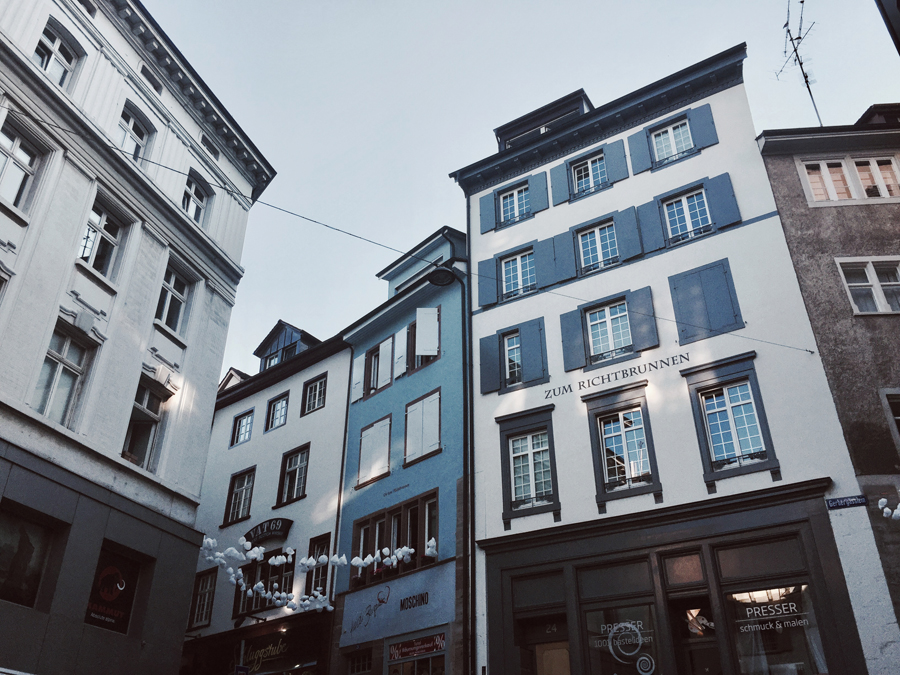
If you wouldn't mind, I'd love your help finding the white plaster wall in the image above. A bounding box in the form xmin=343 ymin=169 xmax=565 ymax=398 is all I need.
xmin=192 ymin=348 xmax=351 ymax=637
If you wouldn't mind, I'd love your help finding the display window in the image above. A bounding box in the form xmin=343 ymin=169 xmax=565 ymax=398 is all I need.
xmin=584 ymin=604 xmax=657 ymax=675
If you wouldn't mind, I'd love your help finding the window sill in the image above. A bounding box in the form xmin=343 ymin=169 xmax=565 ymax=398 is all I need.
xmin=579 ymin=258 xmax=620 ymax=277
xmin=362 ymin=383 xmax=392 ymax=401
xmin=406 ymin=354 xmax=440 ymax=377
xmin=496 ymin=211 xmax=535 ymax=230
xmin=651 ymin=147 xmax=700 ymax=172
xmin=300 ymin=405 xmax=325 ymax=417
xmin=0 ymin=196 xmax=30 ymax=227
xmin=403 ymin=447 xmax=442 ymax=468
xmin=498 ymin=373 xmax=550 ymax=396
xmin=501 ymin=287 xmax=537 ymax=303
xmin=355 ymin=472 xmax=390 ymax=490
xmin=806 ymin=195 xmax=900 ymax=208
xmin=668 ymin=225 xmax=712 ymax=247
xmin=583 ymin=349 xmax=641 ymax=373
xmin=703 ymin=457 xmax=781 ymax=488
xmin=263 ymin=422 xmax=286 ymax=435
xmin=272 ymin=494 xmax=306 ymax=510
xmin=219 ymin=514 xmax=252 ymax=529
xmin=502 ymin=498 xmax=559 ymax=523
xmin=74 ymin=259 xmax=119 ymax=295
xmin=569 ymin=180 xmax=613 ymax=203
xmin=851 ymin=310 xmax=900 ymax=316
xmin=153 ymin=319 xmax=188 ymax=349
xmin=596 ymin=481 xmax=661 ymax=511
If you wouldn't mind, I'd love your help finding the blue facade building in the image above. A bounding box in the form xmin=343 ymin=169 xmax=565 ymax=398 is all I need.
xmin=331 ymin=227 xmax=467 ymax=675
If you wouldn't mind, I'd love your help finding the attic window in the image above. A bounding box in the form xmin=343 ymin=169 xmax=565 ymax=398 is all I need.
xmin=140 ymin=65 xmax=162 ymax=95
xmin=505 ymin=110 xmax=581 ymax=149
xmin=200 ymin=134 xmax=220 ymax=160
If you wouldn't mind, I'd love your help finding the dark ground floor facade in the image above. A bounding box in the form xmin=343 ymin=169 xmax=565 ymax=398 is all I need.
xmin=479 ymin=478 xmax=869 ymax=675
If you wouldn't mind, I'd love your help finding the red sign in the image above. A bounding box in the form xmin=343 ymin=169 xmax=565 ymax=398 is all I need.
xmin=388 ymin=633 xmax=445 ymax=661
xmin=84 ymin=549 xmax=141 ymax=634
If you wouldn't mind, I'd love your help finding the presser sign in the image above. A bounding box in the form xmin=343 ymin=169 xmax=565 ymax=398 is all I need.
xmin=244 ymin=518 xmax=293 ymax=544
xmin=825 ymin=495 xmax=867 ymax=510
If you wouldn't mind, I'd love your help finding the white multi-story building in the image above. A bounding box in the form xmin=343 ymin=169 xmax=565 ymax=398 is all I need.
xmin=451 ymin=44 xmax=900 ymax=675
xmin=0 ymin=1 xmax=273 ymax=673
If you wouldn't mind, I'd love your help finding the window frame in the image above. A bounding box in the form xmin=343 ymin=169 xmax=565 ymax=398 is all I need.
xmin=797 ymin=155 xmax=900 ymax=205
xmin=188 ymin=568 xmax=217 ymax=629
xmin=663 ymin=189 xmax=712 ymax=245
xmin=496 ymin=405 xmax=560 ymax=527
xmin=77 ymin=202 xmax=123 ymax=280
xmin=668 ymin=258 xmax=744 ymax=346
xmin=155 ymin=264 xmax=190 ymax=335
xmin=879 ymin=388 xmax=900 ymax=456
xmin=232 ymin=547 xmax=295 ymax=618
xmin=276 ymin=445 xmax=309 ymax=507
xmin=305 ymin=533 xmax=331 ymax=596
xmin=652 ymin=119 xmax=695 ymax=166
xmin=627 ymin=104 xmax=718 ymax=175
xmin=229 ymin=408 xmax=254 ymax=447
xmin=301 ymin=374 xmax=327 ymax=416
xmin=836 ymin=257 xmax=900 ymax=314
xmin=499 ymin=184 xmax=531 ymax=225
xmin=182 ymin=171 xmax=213 ymax=227
xmin=500 ymin=249 xmax=536 ymax=301
xmin=405 ymin=308 xmax=441 ymax=374
xmin=363 ymin=337 xmax=393 ymax=398
xmin=264 ymin=392 xmax=289 ymax=432
xmin=223 ymin=467 xmax=256 ymax=527
xmin=31 ymin=23 xmax=79 ymax=89
xmin=404 ymin=388 xmax=441 ymax=466
xmin=584 ymin=381 xmax=662 ymax=511
xmin=31 ymin=325 xmax=93 ymax=428
xmin=121 ymin=379 xmax=165 ymax=471
xmin=680 ymin=352 xmax=780 ymax=491
xmin=357 ymin=414 xmax=391 ymax=487
xmin=550 ymin=139 xmax=629 ymax=206
xmin=478 ymin=172 xmax=549 ymax=234
xmin=115 ymin=105 xmax=152 ymax=164
xmin=479 ymin=318 xmax=549 ymax=395
xmin=0 ymin=122 xmax=40 ymax=211
xmin=577 ymin=220 xmax=620 ymax=275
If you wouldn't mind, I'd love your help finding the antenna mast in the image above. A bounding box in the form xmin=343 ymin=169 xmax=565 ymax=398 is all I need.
xmin=777 ymin=0 xmax=823 ymax=126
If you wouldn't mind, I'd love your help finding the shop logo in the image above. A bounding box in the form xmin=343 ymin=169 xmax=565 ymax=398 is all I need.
xmin=97 ymin=566 xmax=126 ymax=602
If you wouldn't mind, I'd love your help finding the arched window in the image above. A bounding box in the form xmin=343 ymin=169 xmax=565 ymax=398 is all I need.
xmin=182 ymin=170 xmax=213 ymax=226
xmin=115 ymin=105 xmax=153 ymax=163
xmin=31 ymin=20 xmax=84 ymax=90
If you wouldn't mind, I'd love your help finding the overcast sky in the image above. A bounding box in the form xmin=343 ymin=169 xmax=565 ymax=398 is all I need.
xmin=140 ymin=0 xmax=900 ymax=378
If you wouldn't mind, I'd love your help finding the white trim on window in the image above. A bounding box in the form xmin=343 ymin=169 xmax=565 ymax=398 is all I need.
xmin=837 ymin=257 xmax=900 ymax=314
xmin=587 ymin=301 xmax=632 ymax=364
xmin=664 ymin=190 xmax=711 ymax=243
xmin=500 ymin=185 xmax=530 ymax=223
xmin=78 ymin=204 xmax=121 ymax=279
xmin=653 ymin=120 xmax=694 ymax=164
xmin=501 ymin=250 xmax=536 ymax=300
xmin=797 ymin=155 xmax=900 ymax=205
xmin=31 ymin=25 xmax=77 ymax=87
xmin=579 ymin=222 xmax=619 ymax=273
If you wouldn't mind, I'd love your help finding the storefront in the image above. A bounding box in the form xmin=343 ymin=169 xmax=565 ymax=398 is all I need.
xmin=480 ymin=478 xmax=867 ymax=675
xmin=337 ymin=560 xmax=456 ymax=674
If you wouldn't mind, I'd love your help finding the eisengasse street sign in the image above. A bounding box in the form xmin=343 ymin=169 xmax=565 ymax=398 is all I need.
xmin=825 ymin=495 xmax=867 ymax=510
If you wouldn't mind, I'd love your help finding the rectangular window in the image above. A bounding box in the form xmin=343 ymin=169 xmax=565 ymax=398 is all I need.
xmin=504 ymin=333 xmax=522 ymax=386
xmin=498 ymin=406 xmax=558 ymax=526
xmin=189 ymin=569 xmax=216 ymax=628
xmin=599 ymin=408 xmax=651 ymax=489
xmin=405 ymin=389 xmax=441 ymax=463
xmin=224 ymin=468 xmax=254 ymax=525
xmin=803 ymin=161 xmax=854 ymax=201
xmin=302 ymin=375 xmax=327 ymax=415
xmin=362 ymin=337 xmax=392 ymax=397
xmin=78 ymin=204 xmax=121 ymax=279
xmin=230 ymin=410 xmax=254 ymax=446
xmin=122 ymin=381 xmax=163 ymax=470
xmin=348 ymin=650 xmax=372 ymax=674
xmin=406 ymin=307 xmax=440 ymax=373
xmin=572 ymin=154 xmax=607 ymax=195
xmin=510 ymin=431 xmax=553 ymax=508
xmin=653 ymin=120 xmax=694 ymax=164
xmin=278 ymin=446 xmax=309 ymax=506
xmin=0 ymin=123 xmax=39 ymax=208
xmin=664 ymin=190 xmax=711 ymax=243
xmin=305 ymin=533 xmax=331 ymax=596
xmin=33 ymin=26 xmax=77 ymax=87
xmin=358 ymin=416 xmax=391 ymax=485
xmin=702 ymin=382 xmax=766 ymax=470
xmin=838 ymin=259 xmax=900 ymax=313
xmin=31 ymin=327 xmax=91 ymax=427
xmin=587 ymin=301 xmax=632 ymax=364
xmin=0 ymin=509 xmax=53 ymax=607
xmin=155 ymin=266 xmax=188 ymax=333
xmin=265 ymin=393 xmax=289 ymax=431
xmin=84 ymin=547 xmax=140 ymax=634
xmin=234 ymin=548 xmax=294 ymax=616
xmin=579 ymin=223 xmax=618 ymax=273
xmin=501 ymin=185 xmax=530 ymax=223
xmin=480 ymin=318 xmax=549 ymax=395
xmin=501 ymin=251 xmax=536 ymax=300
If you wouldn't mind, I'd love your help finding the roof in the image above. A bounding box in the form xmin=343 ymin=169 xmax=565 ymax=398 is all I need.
xmin=252 ymin=320 xmax=320 ymax=358
xmin=376 ymin=226 xmax=466 ymax=280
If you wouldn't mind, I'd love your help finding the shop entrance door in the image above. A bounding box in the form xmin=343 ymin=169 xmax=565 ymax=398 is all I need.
xmin=534 ymin=641 xmax=570 ymax=675
xmin=517 ymin=615 xmax=571 ymax=675
xmin=668 ymin=596 xmax=723 ymax=675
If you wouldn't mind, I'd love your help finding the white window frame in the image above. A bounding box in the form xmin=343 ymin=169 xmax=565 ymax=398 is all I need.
xmin=598 ymin=408 xmax=651 ymax=489
xmin=230 ymin=410 xmax=253 ymax=447
xmin=501 ymin=250 xmax=536 ymax=300
xmin=579 ymin=222 xmax=619 ymax=273
xmin=664 ymin=190 xmax=712 ymax=243
xmin=226 ymin=469 xmax=254 ymax=524
xmin=265 ymin=393 xmax=289 ymax=431
xmin=500 ymin=185 xmax=530 ymax=224
xmin=31 ymin=328 xmax=90 ymax=427
xmin=155 ymin=265 xmax=189 ymax=334
xmin=190 ymin=569 xmax=216 ymax=628
xmin=0 ymin=123 xmax=39 ymax=209
xmin=587 ymin=301 xmax=632 ymax=364
xmin=504 ymin=332 xmax=522 ymax=386
xmin=116 ymin=108 xmax=149 ymax=162
xmin=280 ymin=446 xmax=309 ymax=504
xmin=509 ymin=430 xmax=553 ymax=508
xmin=802 ymin=159 xmax=855 ymax=202
xmin=853 ymin=158 xmax=900 ymax=199
xmin=302 ymin=375 xmax=327 ymax=414
xmin=121 ymin=383 xmax=163 ymax=470
xmin=701 ymin=381 xmax=767 ymax=470
xmin=31 ymin=26 xmax=76 ymax=87
xmin=572 ymin=153 xmax=608 ymax=195
xmin=652 ymin=120 xmax=694 ymax=164
xmin=78 ymin=204 xmax=121 ymax=279
xmin=836 ymin=257 xmax=900 ymax=314
xmin=796 ymin=155 xmax=900 ymax=206
xmin=182 ymin=174 xmax=209 ymax=225
xmin=879 ymin=388 xmax=900 ymax=455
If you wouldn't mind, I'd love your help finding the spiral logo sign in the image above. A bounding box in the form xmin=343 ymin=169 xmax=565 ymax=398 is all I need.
xmin=590 ymin=616 xmax=656 ymax=675
xmin=607 ymin=621 xmax=644 ymax=662
xmin=636 ymin=654 xmax=656 ymax=674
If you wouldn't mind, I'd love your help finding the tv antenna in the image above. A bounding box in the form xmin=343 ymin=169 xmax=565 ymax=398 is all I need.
xmin=776 ymin=0 xmax=823 ymax=126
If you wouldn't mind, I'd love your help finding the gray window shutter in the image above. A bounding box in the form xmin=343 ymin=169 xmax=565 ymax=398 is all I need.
xmin=614 ymin=207 xmax=642 ymax=261
xmin=477 ymin=259 xmax=498 ymax=307
xmin=479 ymin=193 xmax=496 ymax=234
xmin=628 ymin=130 xmax=652 ymax=174
xmin=553 ymin=231 xmax=577 ymax=283
xmin=559 ymin=309 xmax=586 ymax=372
xmin=637 ymin=200 xmax=665 ymax=252
xmin=700 ymin=262 xmax=743 ymax=333
xmin=479 ymin=335 xmax=500 ymax=394
xmin=669 ymin=260 xmax=743 ymax=346
xmin=529 ymin=172 xmax=549 ymax=214
xmin=605 ymin=139 xmax=629 ymax=183
xmin=689 ymin=103 xmax=718 ymax=150
xmin=520 ymin=319 xmax=546 ymax=384
xmin=706 ymin=173 xmax=741 ymax=229
xmin=669 ymin=268 xmax=706 ymax=344
xmin=534 ymin=238 xmax=556 ymax=289
xmin=626 ymin=286 xmax=659 ymax=352
xmin=550 ymin=163 xmax=569 ymax=205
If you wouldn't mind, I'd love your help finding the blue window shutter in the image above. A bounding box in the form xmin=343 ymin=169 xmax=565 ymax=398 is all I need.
xmin=669 ymin=269 xmax=706 ymax=345
xmin=637 ymin=200 xmax=665 ymax=252
xmin=689 ymin=103 xmax=718 ymax=150
xmin=534 ymin=238 xmax=556 ymax=289
xmin=553 ymin=231 xmax=577 ymax=283
xmin=605 ymin=139 xmax=628 ymax=183
xmin=669 ymin=260 xmax=743 ymax=346
xmin=520 ymin=319 xmax=546 ymax=384
xmin=615 ymin=207 xmax=642 ymax=261
xmin=479 ymin=193 xmax=496 ymax=234
xmin=477 ymin=259 xmax=498 ymax=307
xmin=559 ymin=309 xmax=586 ymax=372
xmin=627 ymin=130 xmax=652 ymax=174
xmin=479 ymin=335 xmax=501 ymax=394
xmin=706 ymin=173 xmax=741 ymax=229
xmin=529 ymin=172 xmax=549 ymax=214
xmin=700 ymin=263 xmax=743 ymax=333
xmin=550 ymin=163 xmax=570 ymax=205
xmin=626 ymin=286 xmax=659 ymax=352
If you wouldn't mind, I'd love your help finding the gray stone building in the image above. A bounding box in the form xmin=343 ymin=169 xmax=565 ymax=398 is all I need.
xmin=759 ymin=106 xmax=900 ymax=623
xmin=0 ymin=1 xmax=273 ymax=673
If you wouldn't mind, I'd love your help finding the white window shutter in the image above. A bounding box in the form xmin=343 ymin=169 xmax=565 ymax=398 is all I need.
xmin=405 ymin=400 xmax=423 ymax=462
xmin=393 ymin=326 xmax=407 ymax=379
xmin=423 ymin=391 xmax=441 ymax=453
xmin=358 ymin=426 xmax=374 ymax=482
xmin=351 ymin=354 xmax=365 ymax=402
xmin=416 ymin=307 xmax=439 ymax=356
xmin=373 ymin=417 xmax=391 ymax=476
xmin=377 ymin=337 xmax=393 ymax=389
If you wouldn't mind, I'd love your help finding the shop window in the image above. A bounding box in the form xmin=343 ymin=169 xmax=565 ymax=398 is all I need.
xmin=348 ymin=650 xmax=372 ymax=674
xmin=387 ymin=653 xmax=445 ymax=675
xmin=233 ymin=548 xmax=294 ymax=617
xmin=0 ymin=508 xmax=53 ymax=608
xmin=668 ymin=596 xmax=720 ymax=675
xmin=584 ymin=604 xmax=657 ymax=675
xmin=305 ymin=533 xmax=330 ymax=596
xmin=188 ymin=568 xmax=216 ymax=629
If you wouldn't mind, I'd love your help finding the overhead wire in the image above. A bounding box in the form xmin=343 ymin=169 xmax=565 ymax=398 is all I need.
xmin=1 ymin=104 xmax=815 ymax=355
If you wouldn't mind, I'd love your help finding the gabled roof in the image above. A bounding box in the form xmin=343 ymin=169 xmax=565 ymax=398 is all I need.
xmin=217 ymin=367 xmax=250 ymax=394
xmin=252 ymin=320 xmax=320 ymax=358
